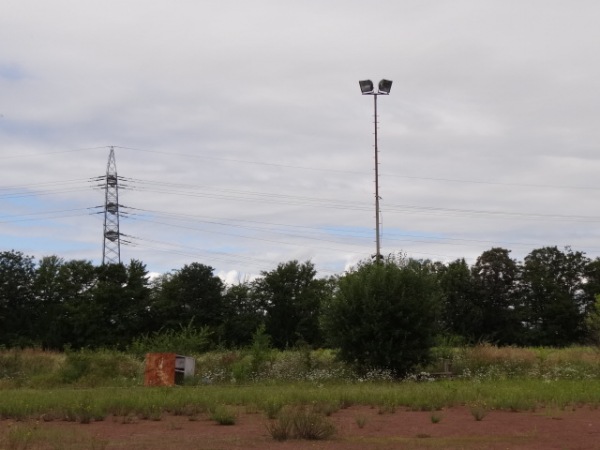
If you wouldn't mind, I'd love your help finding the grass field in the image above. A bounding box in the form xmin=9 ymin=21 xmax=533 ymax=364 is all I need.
xmin=1 ymin=345 xmax=600 ymax=422
xmin=1 ymin=379 xmax=600 ymax=423
xmin=2 ymin=346 xmax=600 ymax=449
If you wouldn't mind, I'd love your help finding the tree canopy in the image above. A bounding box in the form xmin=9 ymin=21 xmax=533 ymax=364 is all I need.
xmin=1 ymin=246 xmax=600 ymax=354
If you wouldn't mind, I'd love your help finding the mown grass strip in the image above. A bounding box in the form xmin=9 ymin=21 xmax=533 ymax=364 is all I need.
xmin=1 ymin=379 xmax=600 ymax=421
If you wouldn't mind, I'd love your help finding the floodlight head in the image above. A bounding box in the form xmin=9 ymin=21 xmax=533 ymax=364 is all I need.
xmin=359 ymin=79 xmax=374 ymax=94
xmin=378 ymin=79 xmax=392 ymax=94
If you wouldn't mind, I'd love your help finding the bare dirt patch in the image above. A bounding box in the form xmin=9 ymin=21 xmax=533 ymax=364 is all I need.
xmin=2 ymin=406 xmax=600 ymax=449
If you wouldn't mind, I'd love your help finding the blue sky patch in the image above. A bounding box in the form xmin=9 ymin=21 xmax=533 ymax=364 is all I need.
xmin=0 ymin=63 xmax=26 ymax=81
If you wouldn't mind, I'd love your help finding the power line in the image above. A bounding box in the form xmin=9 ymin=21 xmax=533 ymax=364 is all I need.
xmin=115 ymin=145 xmax=600 ymax=192
xmin=121 ymin=176 xmax=600 ymax=223
xmin=381 ymin=203 xmax=600 ymax=223
xmin=121 ymin=233 xmax=339 ymax=275
xmin=0 ymin=207 xmax=98 ymax=223
xmin=123 ymin=214 xmax=367 ymax=255
xmin=2 ymin=144 xmax=599 ymax=193
xmin=0 ymin=178 xmax=93 ymax=191
xmin=3 ymin=169 xmax=599 ymax=263
xmin=0 ymin=146 xmax=109 ymax=160
xmin=380 ymin=172 xmax=600 ymax=192
xmin=3 ymin=144 xmax=600 ymax=273
xmin=1 ymin=200 xmax=568 ymax=253
xmin=125 ymin=206 xmax=555 ymax=250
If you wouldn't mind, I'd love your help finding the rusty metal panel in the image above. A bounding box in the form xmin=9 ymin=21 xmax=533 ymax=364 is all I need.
xmin=144 ymin=353 xmax=176 ymax=386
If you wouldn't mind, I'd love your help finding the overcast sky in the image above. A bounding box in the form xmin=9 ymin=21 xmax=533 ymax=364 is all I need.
xmin=2 ymin=1 xmax=600 ymax=282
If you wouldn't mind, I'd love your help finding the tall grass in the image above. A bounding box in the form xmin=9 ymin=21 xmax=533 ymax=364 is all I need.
xmin=190 ymin=344 xmax=600 ymax=385
xmin=191 ymin=348 xmax=353 ymax=384
xmin=0 ymin=348 xmax=142 ymax=389
xmin=0 ymin=349 xmax=64 ymax=388
xmin=447 ymin=344 xmax=600 ymax=381
xmin=3 ymin=345 xmax=600 ymax=390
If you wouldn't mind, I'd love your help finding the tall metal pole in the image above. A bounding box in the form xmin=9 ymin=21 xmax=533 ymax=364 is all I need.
xmin=373 ymin=93 xmax=381 ymax=262
xmin=359 ymin=79 xmax=392 ymax=263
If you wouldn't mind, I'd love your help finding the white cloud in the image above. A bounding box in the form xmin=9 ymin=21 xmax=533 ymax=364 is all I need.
xmin=2 ymin=0 xmax=600 ymax=276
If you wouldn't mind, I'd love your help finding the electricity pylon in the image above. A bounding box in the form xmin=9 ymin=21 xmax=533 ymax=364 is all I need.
xmin=102 ymin=146 xmax=121 ymax=265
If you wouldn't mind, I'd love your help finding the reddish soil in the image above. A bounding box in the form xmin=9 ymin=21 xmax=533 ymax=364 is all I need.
xmin=2 ymin=406 xmax=600 ymax=449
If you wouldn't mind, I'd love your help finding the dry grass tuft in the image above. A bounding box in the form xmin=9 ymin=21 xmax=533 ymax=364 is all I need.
xmin=266 ymin=405 xmax=336 ymax=441
xmin=467 ymin=344 xmax=537 ymax=365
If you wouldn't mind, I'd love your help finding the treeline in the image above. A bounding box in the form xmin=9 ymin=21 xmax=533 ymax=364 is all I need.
xmin=1 ymin=246 xmax=600 ymax=352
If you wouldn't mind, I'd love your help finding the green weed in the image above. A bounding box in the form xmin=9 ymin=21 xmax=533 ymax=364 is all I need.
xmin=355 ymin=414 xmax=368 ymax=428
xmin=266 ymin=412 xmax=294 ymax=441
xmin=209 ymin=405 xmax=236 ymax=425
xmin=291 ymin=406 xmax=336 ymax=440
xmin=262 ymin=399 xmax=284 ymax=419
xmin=430 ymin=412 xmax=443 ymax=423
xmin=470 ymin=400 xmax=489 ymax=421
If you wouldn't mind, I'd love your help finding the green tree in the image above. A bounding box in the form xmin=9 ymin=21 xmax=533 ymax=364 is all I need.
xmin=147 ymin=262 xmax=224 ymax=333
xmin=0 ymin=250 xmax=37 ymax=346
xmin=221 ymin=281 xmax=265 ymax=347
xmin=34 ymin=255 xmax=66 ymax=348
xmin=35 ymin=255 xmax=64 ymax=304
xmin=252 ymin=260 xmax=328 ymax=349
xmin=521 ymin=246 xmax=591 ymax=346
xmin=471 ymin=248 xmax=522 ymax=344
xmin=95 ymin=260 xmax=153 ymax=347
xmin=121 ymin=259 xmax=152 ymax=340
xmin=438 ymin=258 xmax=480 ymax=342
xmin=321 ymin=256 xmax=441 ymax=377
xmin=585 ymin=295 xmax=600 ymax=346
xmin=583 ymin=257 xmax=600 ymax=301
xmin=87 ymin=262 xmax=130 ymax=347
xmin=52 ymin=259 xmax=97 ymax=349
xmin=583 ymin=258 xmax=600 ymax=344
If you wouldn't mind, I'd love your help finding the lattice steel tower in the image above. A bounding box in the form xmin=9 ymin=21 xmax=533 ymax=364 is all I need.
xmin=102 ymin=146 xmax=121 ymax=265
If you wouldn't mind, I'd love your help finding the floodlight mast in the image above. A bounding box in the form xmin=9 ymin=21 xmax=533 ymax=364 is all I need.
xmin=359 ymin=79 xmax=392 ymax=262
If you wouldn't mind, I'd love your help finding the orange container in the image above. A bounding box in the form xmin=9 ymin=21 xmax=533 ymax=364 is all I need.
xmin=144 ymin=353 xmax=196 ymax=386
xmin=144 ymin=353 xmax=177 ymax=386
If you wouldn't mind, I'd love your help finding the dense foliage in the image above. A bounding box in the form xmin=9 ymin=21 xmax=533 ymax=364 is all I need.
xmin=1 ymin=245 xmax=600 ymax=368
xmin=322 ymin=256 xmax=441 ymax=376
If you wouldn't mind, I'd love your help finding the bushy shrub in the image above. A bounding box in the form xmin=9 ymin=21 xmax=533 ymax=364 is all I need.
xmin=322 ymin=256 xmax=441 ymax=377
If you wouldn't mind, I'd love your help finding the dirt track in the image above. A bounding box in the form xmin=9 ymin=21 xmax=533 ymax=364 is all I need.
xmin=2 ymin=405 xmax=600 ymax=449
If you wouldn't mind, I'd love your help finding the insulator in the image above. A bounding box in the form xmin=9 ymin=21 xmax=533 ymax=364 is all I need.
xmin=105 ymin=230 xmax=119 ymax=241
